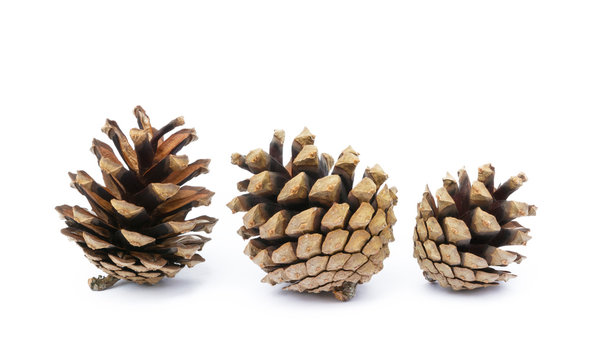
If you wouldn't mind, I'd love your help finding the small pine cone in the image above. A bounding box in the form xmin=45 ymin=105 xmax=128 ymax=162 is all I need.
xmin=228 ymin=128 xmax=398 ymax=301
xmin=56 ymin=106 xmax=217 ymax=289
xmin=413 ymin=164 xmax=536 ymax=290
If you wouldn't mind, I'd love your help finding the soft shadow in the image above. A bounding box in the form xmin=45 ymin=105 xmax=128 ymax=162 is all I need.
xmin=104 ymin=276 xmax=202 ymax=299
xmin=424 ymin=281 xmax=507 ymax=297
xmin=275 ymin=287 xmax=346 ymax=304
xmin=273 ymin=283 xmax=377 ymax=304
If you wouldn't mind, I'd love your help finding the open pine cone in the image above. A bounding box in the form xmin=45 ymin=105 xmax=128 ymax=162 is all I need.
xmin=56 ymin=106 xmax=217 ymax=290
xmin=228 ymin=128 xmax=397 ymax=301
xmin=413 ymin=164 xmax=536 ymax=290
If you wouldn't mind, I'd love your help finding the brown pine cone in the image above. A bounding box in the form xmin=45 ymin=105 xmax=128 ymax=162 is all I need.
xmin=228 ymin=128 xmax=398 ymax=301
xmin=413 ymin=164 xmax=536 ymax=290
xmin=56 ymin=106 xmax=217 ymax=290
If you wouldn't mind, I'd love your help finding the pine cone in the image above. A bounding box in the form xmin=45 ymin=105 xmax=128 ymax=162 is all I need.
xmin=413 ymin=164 xmax=536 ymax=290
xmin=228 ymin=128 xmax=397 ymax=301
xmin=56 ymin=106 xmax=217 ymax=290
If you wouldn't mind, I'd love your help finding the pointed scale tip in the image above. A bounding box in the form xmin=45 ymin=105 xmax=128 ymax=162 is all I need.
xmin=528 ymin=205 xmax=537 ymax=216
xmin=340 ymin=145 xmax=359 ymax=157
xmin=273 ymin=129 xmax=285 ymax=143
xmin=444 ymin=172 xmax=455 ymax=180
xmin=296 ymin=127 xmax=315 ymax=142
xmin=231 ymin=153 xmax=244 ymax=165
xmin=100 ymin=119 xmax=111 ymax=135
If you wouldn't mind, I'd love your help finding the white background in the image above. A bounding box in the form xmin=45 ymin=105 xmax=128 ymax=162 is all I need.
xmin=1 ymin=1 xmax=591 ymax=359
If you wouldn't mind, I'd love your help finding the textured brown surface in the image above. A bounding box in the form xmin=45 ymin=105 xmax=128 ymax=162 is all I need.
xmin=56 ymin=106 xmax=217 ymax=288
xmin=413 ymin=164 xmax=536 ymax=290
xmin=228 ymin=128 xmax=397 ymax=300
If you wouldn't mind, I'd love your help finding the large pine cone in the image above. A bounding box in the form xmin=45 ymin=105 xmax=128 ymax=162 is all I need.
xmin=56 ymin=106 xmax=217 ymax=290
xmin=228 ymin=128 xmax=397 ymax=301
xmin=413 ymin=164 xmax=536 ymax=290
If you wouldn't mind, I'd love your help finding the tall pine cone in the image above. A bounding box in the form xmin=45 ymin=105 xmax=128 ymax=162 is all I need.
xmin=413 ymin=164 xmax=536 ymax=290
xmin=228 ymin=128 xmax=397 ymax=301
xmin=56 ymin=106 xmax=217 ymax=290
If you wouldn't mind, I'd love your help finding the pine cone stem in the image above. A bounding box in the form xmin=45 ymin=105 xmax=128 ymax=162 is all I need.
xmin=332 ymin=282 xmax=357 ymax=301
xmin=88 ymin=275 xmax=120 ymax=291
